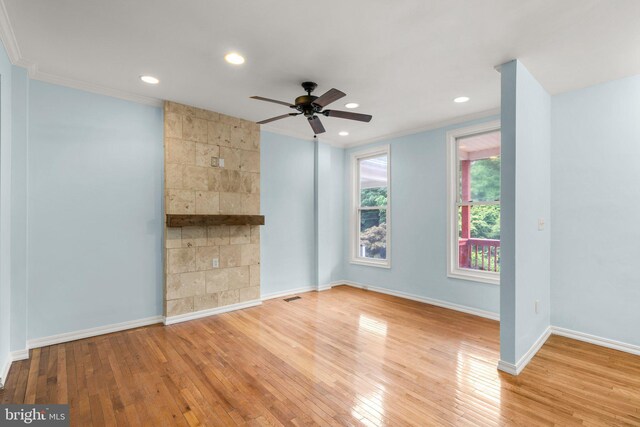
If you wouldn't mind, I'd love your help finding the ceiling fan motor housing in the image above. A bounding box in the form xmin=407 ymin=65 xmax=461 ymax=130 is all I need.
xmin=294 ymin=95 xmax=321 ymax=116
xmin=295 ymin=82 xmax=323 ymax=117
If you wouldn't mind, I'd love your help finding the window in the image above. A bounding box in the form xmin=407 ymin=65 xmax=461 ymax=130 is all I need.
xmin=446 ymin=121 xmax=501 ymax=284
xmin=351 ymin=145 xmax=390 ymax=268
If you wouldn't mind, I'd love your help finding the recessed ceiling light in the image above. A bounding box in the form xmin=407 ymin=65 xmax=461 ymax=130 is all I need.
xmin=140 ymin=75 xmax=159 ymax=85
xmin=339 ymin=131 xmax=349 ymax=136
xmin=345 ymin=103 xmax=359 ymax=109
xmin=454 ymin=96 xmax=470 ymax=103
xmin=225 ymin=52 xmax=245 ymax=65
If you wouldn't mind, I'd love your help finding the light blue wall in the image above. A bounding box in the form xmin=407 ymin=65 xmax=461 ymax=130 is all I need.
xmin=10 ymin=65 xmax=28 ymax=351
xmin=515 ymin=61 xmax=551 ymax=361
xmin=0 ymin=40 xmax=13 ymax=380
xmin=499 ymin=60 xmax=518 ymax=365
xmin=315 ymin=141 xmax=345 ymax=286
xmin=315 ymin=141 xmax=330 ymax=286
xmin=551 ymin=74 xmax=640 ymax=346
xmin=328 ymin=145 xmax=345 ymax=282
xmin=27 ymin=80 xmax=164 ymax=340
xmin=260 ymin=132 xmax=316 ymax=297
xmin=341 ymin=118 xmax=501 ymax=315
xmin=500 ymin=60 xmax=551 ymax=365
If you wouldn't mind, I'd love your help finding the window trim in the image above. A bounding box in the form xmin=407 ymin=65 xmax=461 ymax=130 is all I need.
xmin=350 ymin=145 xmax=391 ymax=268
xmin=446 ymin=120 xmax=501 ymax=285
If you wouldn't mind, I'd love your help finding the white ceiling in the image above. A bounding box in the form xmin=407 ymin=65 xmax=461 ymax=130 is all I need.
xmin=2 ymin=0 xmax=639 ymax=146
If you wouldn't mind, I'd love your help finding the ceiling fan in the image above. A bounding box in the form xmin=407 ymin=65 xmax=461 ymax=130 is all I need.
xmin=251 ymin=82 xmax=372 ymax=135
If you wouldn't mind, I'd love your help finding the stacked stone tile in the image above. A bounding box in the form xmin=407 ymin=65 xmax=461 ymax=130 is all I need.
xmin=164 ymin=101 xmax=260 ymax=317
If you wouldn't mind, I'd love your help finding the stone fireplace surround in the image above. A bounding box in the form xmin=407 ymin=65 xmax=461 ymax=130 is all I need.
xmin=163 ymin=101 xmax=261 ymax=321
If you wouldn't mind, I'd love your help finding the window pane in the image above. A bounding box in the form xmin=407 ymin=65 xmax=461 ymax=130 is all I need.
xmin=457 ymin=205 xmax=500 ymax=271
xmin=359 ymin=209 xmax=387 ymax=260
xmin=360 ymin=155 xmax=388 ymax=207
xmin=470 ymin=157 xmax=500 ymax=202
xmin=457 ymin=131 xmax=500 ymax=203
xmin=361 ymin=187 xmax=387 ymax=208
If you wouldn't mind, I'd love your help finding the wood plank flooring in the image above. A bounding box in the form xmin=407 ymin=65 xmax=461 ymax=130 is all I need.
xmin=2 ymin=286 xmax=639 ymax=426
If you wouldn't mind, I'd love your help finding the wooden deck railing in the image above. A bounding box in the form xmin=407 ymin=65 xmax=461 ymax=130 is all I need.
xmin=459 ymin=238 xmax=500 ymax=272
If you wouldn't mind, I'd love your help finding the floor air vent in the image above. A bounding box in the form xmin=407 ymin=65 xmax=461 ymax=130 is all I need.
xmin=284 ymin=296 xmax=301 ymax=302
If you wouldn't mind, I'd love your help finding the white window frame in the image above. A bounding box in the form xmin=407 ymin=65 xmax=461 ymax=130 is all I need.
xmin=446 ymin=120 xmax=501 ymax=285
xmin=350 ymin=145 xmax=391 ymax=268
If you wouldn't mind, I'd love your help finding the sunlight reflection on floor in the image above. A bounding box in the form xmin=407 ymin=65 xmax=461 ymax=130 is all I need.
xmin=358 ymin=314 xmax=388 ymax=336
xmin=352 ymin=384 xmax=387 ymax=427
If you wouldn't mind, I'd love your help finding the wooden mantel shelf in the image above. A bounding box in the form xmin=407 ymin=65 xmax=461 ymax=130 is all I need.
xmin=166 ymin=214 xmax=265 ymax=227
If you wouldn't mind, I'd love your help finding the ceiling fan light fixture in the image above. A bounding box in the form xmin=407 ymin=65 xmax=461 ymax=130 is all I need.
xmin=140 ymin=75 xmax=159 ymax=85
xmin=345 ymin=102 xmax=359 ymax=109
xmin=225 ymin=52 xmax=245 ymax=65
xmin=339 ymin=131 xmax=349 ymax=136
xmin=454 ymin=96 xmax=470 ymax=103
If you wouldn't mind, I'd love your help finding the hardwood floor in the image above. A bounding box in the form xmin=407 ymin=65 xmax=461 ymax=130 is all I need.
xmin=2 ymin=286 xmax=639 ymax=426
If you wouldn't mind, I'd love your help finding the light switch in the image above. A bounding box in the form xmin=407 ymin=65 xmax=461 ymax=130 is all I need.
xmin=538 ymin=218 xmax=545 ymax=231
xmin=219 ymin=158 xmax=225 ymax=168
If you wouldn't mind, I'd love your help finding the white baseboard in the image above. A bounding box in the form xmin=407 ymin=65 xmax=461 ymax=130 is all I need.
xmin=11 ymin=349 xmax=29 ymax=361
xmin=0 ymin=349 xmax=31 ymax=388
xmin=164 ymin=299 xmax=262 ymax=325
xmin=496 ymin=360 xmax=518 ymax=375
xmin=261 ymin=283 xmax=338 ymax=301
xmin=337 ymin=280 xmax=500 ymax=321
xmin=317 ymin=282 xmax=337 ymax=292
xmin=0 ymin=357 xmax=10 ymax=389
xmin=27 ymin=316 xmax=164 ymax=350
xmin=498 ymin=326 xmax=552 ymax=376
xmin=551 ymin=326 xmax=640 ymax=356
xmin=498 ymin=326 xmax=640 ymax=375
xmin=261 ymin=286 xmax=319 ymax=301
xmin=259 ymin=280 xmax=499 ymax=322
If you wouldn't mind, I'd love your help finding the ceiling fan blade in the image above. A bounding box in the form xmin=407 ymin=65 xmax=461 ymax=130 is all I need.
xmin=256 ymin=113 xmax=298 ymax=124
xmin=250 ymin=96 xmax=294 ymax=108
xmin=308 ymin=116 xmax=326 ymax=134
xmin=323 ymin=110 xmax=372 ymax=122
xmin=312 ymin=88 xmax=346 ymax=108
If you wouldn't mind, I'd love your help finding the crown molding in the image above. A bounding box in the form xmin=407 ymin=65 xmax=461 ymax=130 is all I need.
xmin=320 ymin=138 xmax=348 ymax=149
xmin=0 ymin=0 xmax=162 ymax=107
xmin=262 ymin=108 xmax=500 ymax=150
xmin=31 ymin=68 xmax=162 ymax=107
xmin=342 ymin=108 xmax=501 ymax=149
xmin=0 ymin=0 xmax=20 ymax=63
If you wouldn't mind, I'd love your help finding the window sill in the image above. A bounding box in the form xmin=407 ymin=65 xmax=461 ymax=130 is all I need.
xmin=350 ymin=258 xmax=391 ymax=269
xmin=448 ymin=269 xmax=499 ymax=285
